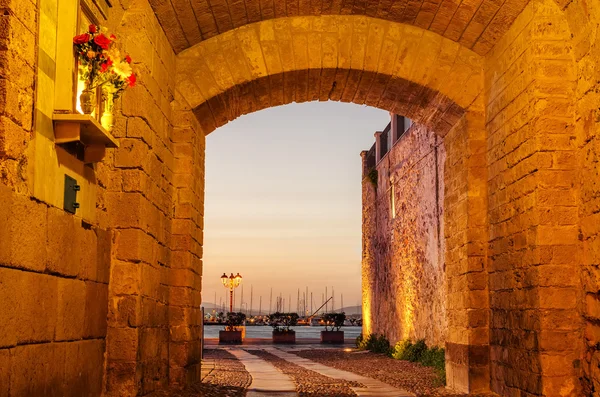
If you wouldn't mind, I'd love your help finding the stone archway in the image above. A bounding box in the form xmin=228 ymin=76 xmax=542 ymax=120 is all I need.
xmin=1 ymin=0 xmax=594 ymax=395
xmin=167 ymin=15 xmax=490 ymax=393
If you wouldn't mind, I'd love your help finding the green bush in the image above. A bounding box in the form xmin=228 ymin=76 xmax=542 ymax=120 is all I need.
xmin=392 ymin=338 xmax=446 ymax=385
xmin=356 ymin=333 xmax=393 ymax=356
xmin=420 ymin=346 xmax=445 ymax=371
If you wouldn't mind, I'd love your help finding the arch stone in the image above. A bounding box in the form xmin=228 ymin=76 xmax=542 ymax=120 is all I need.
xmin=175 ymin=15 xmax=484 ymax=133
xmin=150 ymin=0 xmax=536 ymax=56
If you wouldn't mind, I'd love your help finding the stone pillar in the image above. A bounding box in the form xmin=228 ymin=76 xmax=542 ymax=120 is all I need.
xmin=104 ymin=3 xmax=180 ymax=395
xmin=443 ymin=108 xmax=490 ymax=393
xmin=168 ymin=100 xmax=205 ymax=386
xmin=484 ymin=1 xmax=582 ymax=395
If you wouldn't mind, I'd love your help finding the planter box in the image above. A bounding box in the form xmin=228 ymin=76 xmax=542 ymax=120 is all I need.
xmin=219 ymin=330 xmax=242 ymax=344
xmin=272 ymin=330 xmax=296 ymax=344
xmin=321 ymin=331 xmax=345 ymax=344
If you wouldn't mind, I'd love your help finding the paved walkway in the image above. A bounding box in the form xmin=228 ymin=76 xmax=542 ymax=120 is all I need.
xmin=266 ymin=347 xmax=414 ymax=397
xmin=218 ymin=344 xmax=414 ymax=397
xmin=228 ymin=349 xmax=297 ymax=397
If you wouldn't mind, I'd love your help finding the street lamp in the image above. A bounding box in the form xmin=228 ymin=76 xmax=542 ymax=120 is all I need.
xmin=221 ymin=272 xmax=242 ymax=313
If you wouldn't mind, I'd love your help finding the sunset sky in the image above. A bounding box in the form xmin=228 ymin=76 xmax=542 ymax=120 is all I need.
xmin=202 ymin=101 xmax=390 ymax=314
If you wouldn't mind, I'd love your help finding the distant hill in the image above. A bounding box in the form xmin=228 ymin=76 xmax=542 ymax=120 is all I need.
xmin=337 ymin=305 xmax=362 ymax=315
xmin=200 ymin=302 xmax=221 ymax=311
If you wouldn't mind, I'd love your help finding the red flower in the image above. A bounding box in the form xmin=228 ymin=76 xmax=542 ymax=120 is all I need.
xmin=125 ymin=55 xmax=132 ymax=64
xmin=127 ymin=74 xmax=137 ymax=87
xmin=89 ymin=25 xmax=97 ymax=33
xmin=73 ymin=34 xmax=90 ymax=45
xmin=110 ymin=34 xmax=117 ymax=41
xmin=94 ymin=34 xmax=111 ymax=50
xmin=100 ymin=58 xmax=113 ymax=73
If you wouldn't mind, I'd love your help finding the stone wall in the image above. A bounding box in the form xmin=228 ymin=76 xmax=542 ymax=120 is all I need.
xmin=0 ymin=0 xmax=204 ymax=395
xmin=568 ymin=0 xmax=600 ymax=394
xmin=484 ymin=0 xmax=583 ymax=395
xmin=361 ymin=123 xmax=447 ymax=347
xmin=0 ymin=0 xmax=110 ymax=395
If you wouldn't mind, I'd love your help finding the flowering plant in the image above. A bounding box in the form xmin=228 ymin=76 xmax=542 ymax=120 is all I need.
xmin=73 ymin=25 xmax=136 ymax=100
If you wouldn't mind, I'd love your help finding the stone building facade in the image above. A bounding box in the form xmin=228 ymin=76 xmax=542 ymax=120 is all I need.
xmin=361 ymin=115 xmax=448 ymax=348
xmin=1 ymin=0 xmax=599 ymax=395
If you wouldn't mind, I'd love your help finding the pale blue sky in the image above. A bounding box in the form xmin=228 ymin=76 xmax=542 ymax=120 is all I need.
xmin=202 ymin=101 xmax=389 ymax=314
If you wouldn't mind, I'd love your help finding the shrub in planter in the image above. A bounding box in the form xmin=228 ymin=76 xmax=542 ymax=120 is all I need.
xmin=321 ymin=312 xmax=346 ymax=343
xmin=219 ymin=312 xmax=246 ymax=344
xmin=268 ymin=312 xmax=299 ymax=343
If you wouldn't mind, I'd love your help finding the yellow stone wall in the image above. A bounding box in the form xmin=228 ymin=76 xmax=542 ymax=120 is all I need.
xmin=484 ymin=0 xmax=583 ymax=395
xmin=362 ymin=123 xmax=447 ymax=347
xmin=1 ymin=0 xmax=600 ymax=395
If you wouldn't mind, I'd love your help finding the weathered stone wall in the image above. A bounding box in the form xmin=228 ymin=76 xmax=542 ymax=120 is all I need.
xmin=484 ymin=0 xmax=583 ymax=395
xmin=0 ymin=0 xmax=205 ymax=395
xmin=362 ymin=123 xmax=447 ymax=347
xmin=567 ymin=0 xmax=600 ymax=394
xmin=99 ymin=0 xmax=204 ymax=394
xmin=0 ymin=0 xmax=110 ymax=395
xmin=0 ymin=0 xmax=35 ymax=193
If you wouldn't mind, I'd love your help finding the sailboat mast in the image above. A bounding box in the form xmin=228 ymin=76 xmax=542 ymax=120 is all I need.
xmin=250 ymin=285 xmax=253 ymax=316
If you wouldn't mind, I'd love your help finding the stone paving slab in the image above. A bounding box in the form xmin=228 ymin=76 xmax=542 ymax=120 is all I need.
xmin=266 ymin=347 xmax=415 ymax=397
xmin=200 ymin=360 xmax=215 ymax=381
xmin=228 ymin=349 xmax=298 ymax=395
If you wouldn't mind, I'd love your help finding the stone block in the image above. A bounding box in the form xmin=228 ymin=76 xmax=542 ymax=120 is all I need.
xmin=538 ymin=288 xmax=578 ymax=309
xmin=94 ymin=227 xmax=112 ymax=284
xmin=0 ymin=348 xmax=10 ymax=397
xmin=46 ymin=207 xmax=78 ymax=277
xmin=76 ymin=340 xmax=105 ymax=396
xmin=0 ymin=116 xmax=28 ymax=159
xmin=0 ymin=186 xmax=47 ymax=272
xmin=55 ymin=278 xmax=86 ymax=341
xmin=116 ymin=228 xmax=155 ymax=264
xmin=110 ymin=260 xmax=141 ymax=296
xmin=115 ymin=138 xmax=149 ymax=169
xmin=83 ymin=281 xmax=109 ymax=339
xmin=106 ymin=361 xmax=139 ymax=397
xmin=108 ymin=295 xmax=142 ymax=328
xmin=0 ymin=267 xmax=19 ymax=347
xmin=16 ymin=271 xmax=58 ymax=344
xmin=107 ymin=327 xmax=139 ymax=362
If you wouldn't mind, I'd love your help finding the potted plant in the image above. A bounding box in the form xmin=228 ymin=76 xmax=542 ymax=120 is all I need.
xmin=219 ymin=312 xmax=246 ymax=344
xmin=269 ymin=312 xmax=299 ymax=344
xmin=321 ymin=312 xmax=346 ymax=344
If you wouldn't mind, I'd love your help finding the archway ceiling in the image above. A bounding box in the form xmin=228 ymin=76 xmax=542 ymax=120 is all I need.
xmin=149 ymin=0 xmax=531 ymax=55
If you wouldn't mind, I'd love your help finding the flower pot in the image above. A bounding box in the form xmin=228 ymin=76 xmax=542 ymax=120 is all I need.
xmin=80 ymin=85 xmax=95 ymax=115
xmin=219 ymin=330 xmax=242 ymax=344
xmin=272 ymin=330 xmax=296 ymax=344
xmin=321 ymin=331 xmax=345 ymax=344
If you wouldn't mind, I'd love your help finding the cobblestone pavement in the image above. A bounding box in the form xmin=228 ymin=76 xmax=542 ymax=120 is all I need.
xmin=148 ymin=349 xmax=252 ymax=397
xmin=149 ymin=346 xmax=493 ymax=397
xmin=246 ymin=349 xmax=363 ymax=397
xmin=293 ymin=350 xmax=491 ymax=397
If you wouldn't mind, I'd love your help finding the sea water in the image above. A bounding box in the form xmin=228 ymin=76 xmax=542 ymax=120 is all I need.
xmin=204 ymin=325 xmax=363 ymax=339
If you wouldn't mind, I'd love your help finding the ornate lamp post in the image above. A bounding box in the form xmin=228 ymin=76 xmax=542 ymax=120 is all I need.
xmin=221 ymin=272 xmax=242 ymax=313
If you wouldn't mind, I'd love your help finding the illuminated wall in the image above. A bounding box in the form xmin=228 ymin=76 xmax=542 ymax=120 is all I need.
xmin=362 ymin=122 xmax=447 ymax=347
